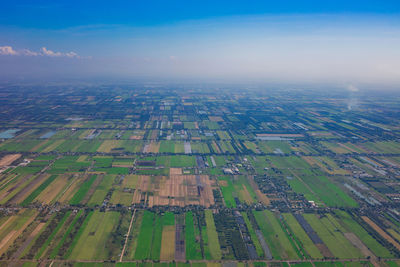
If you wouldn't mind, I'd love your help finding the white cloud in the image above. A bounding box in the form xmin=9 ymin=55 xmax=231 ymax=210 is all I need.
xmin=65 ymin=51 xmax=79 ymax=58
xmin=21 ymin=49 xmax=38 ymax=56
xmin=0 ymin=46 xmax=18 ymax=55
xmin=0 ymin=45 xmax=80 ymax=58
xmin=40 ymin=47 xmax=63 ymax=57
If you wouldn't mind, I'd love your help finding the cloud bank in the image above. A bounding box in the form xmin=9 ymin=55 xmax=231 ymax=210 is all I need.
xmin=0 ymin=45 xmax=80 ymax=58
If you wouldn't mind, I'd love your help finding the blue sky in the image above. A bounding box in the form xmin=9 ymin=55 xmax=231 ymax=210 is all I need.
xmin=1 ymin=0 xmax=400 ymax=28
xmin=1 ymin=1 xmax=400 ymax=86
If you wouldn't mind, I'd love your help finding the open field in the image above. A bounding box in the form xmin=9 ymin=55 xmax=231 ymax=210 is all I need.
xmin=303 ymin=214 xmax=364 ymax=259
xmin=1 ymin=86 xmax=400 ymax=265
xmin=69 ymin=211 xmax=120 ymax=260
xmin=253 ymin=210 xmax=300 ymax=260
xmin=205 ymin=210 xmax=222 ymax=260
xmin=282 ymin=213 xmax=323 ymax=259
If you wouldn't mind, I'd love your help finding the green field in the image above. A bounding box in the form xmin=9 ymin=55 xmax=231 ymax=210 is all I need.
xmin=287 ymin=171 xmax=358 ymax=208
xmin=204 ymin=210 xmax=222 ymax=260
xmin=185 ymin=211 xmax=202 ymax=259
xmin=253 ymin=210 xmax=300 ymax=260
xmin=334 ymin=210 xmax=393 ymax=258
xmin=282 ymin=213 xmax=323 ymax=259
xmin=20 ymin=175 xmax=58 ymax=206
xmin=69 ymin=175 xmax=98 ymax=205
xmin=135 ymin=211 xmax=155 ymax=260
xmin=170 ymin=155 xmax=196 ymax=167
xmin=69 ymin=211 xmax=120 ymax=260
xmin=241 ymin=212 xmax=264 ymax=258
xmin=303 ymin=214 xmax=363 ymax=259
xmin=88 ymin=174 xmax=114 ymax=206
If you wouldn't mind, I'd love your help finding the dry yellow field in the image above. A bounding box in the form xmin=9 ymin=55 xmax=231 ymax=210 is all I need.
xmin=97 ymin=140 xmax=122 ymax=153
xmin=362 ymin=216 xmax=400 ymax=251
xmin=37 ymin=174 xmax=70 ymax=204
xmin=160 ymin=225 xmax=175 ymax=260
xmin=41 ymin=139 xmax=64 ymax=153
xmin=0 ymin=154 xmax=21 ymax=167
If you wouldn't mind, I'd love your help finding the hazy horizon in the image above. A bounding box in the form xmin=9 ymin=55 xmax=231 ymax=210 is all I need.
xmin=1 ymin=1 xmax=400 ymax=87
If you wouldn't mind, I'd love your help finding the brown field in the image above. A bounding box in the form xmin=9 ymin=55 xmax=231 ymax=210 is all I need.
xmin=132 ymin=175 xmax=151 ymax=204
xmin=97 ymin=140 xmax=122 ymax=153
xmin=315 ymin=243 xmax=334 ymax=258
xmin=0 ymin=230 xmax=17 ymax=253
xmin=0 ymin=173 xmax=18 ymax=188
xmin=160 ymin=225 xmax=175 ymax=260
xmin=239 ymin=184 xmax=253 ymax=204
xmin=0 ymin=216 xmax=16 ymax=232
xmin=41 ymin=139 xmax=64 ymax=153
xmin=170 ymin=168 xmax=182 ymax=175
xmin=148 ymin=141 xmax=160 ymax=153
xmin=212 ymin=141 xmax=221 ymax=153
xmin=58 ymin=174 xmax=81 ymax=203
xmin=344 ymin=232 xmax=375 ymax=258
xmin=82 ymin=174 xmax=102 ymax=204
xmin=208 ymin=116 xmax=224 ymax=122
xmin=11 ymin=222 xmax=46 ymax=259
xmin=36 ymin=174 xmax=70 ymax=204
xmin=9 ymin=173 xmax=50 ymax=204
xmin=0 ymin=154 xmax=21 ymax=167
xmin=142 ymin=141 xmax=160 ymax=153
xmin=362 ymin=216 xmax=400 ymax=251
xmin=247 ymin=175 xmax=270 ymax=205
xmin=113 ymin=164 xmax=132 ymax=167
xmin=0 ymin=210 xmax=37 ymax=256
xmin=30 ymin=140 xmax=49 ymax=152
xmin=387 ymin=228 xmax=400 ymax=243
xmin=129 ymin=135 xmax=143 ymax=140
xmin=122 ymin=175 xmax=138 ymax=188
xmin=133 ymin=174 xmax=216 ymax=207
xmin=0 ymin=174 xmax=33 ymax=203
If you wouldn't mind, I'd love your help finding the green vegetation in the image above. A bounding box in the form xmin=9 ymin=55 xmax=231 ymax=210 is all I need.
xmin=304 ymin=214 xmax=363 ymax=259
xmin=204 ymin=210 xmax=222 ymax=259
xmin=88 ymin=174 xmax=114 ymax=206
xmin=334 ymin=210 xmax=393 ymax=258
xmin=69 ymin=211 xmax=120 ymax=260
xmin=185 ymin=211 xmax=202 ymax=259
xmin=282 ymin=213 xmax=323 ymax=259
xmin=69 ymin=175 xmax=97 ymax=205
xmin=242 ymin=212 xmax=264 ymax=258
xmin=35 ymin=211 xmax=71 ymax=259
xmin=21 ymin=175 xmax=57 ymax=206
xmin=253 ymin=210 xmax=300 ymax=260
xmin=170 ymin=155 xmax=196 ymax=167
xmin=135 ymin=211 xmax=155 ymax=260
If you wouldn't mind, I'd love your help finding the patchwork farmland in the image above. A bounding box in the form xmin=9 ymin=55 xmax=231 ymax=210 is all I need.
xmin=0 ymin=85 xmax=400 ymax=266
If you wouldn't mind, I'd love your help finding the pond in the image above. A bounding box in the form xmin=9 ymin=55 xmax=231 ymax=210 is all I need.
xmin=0 ymin=129 xmax=20 ymax=139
